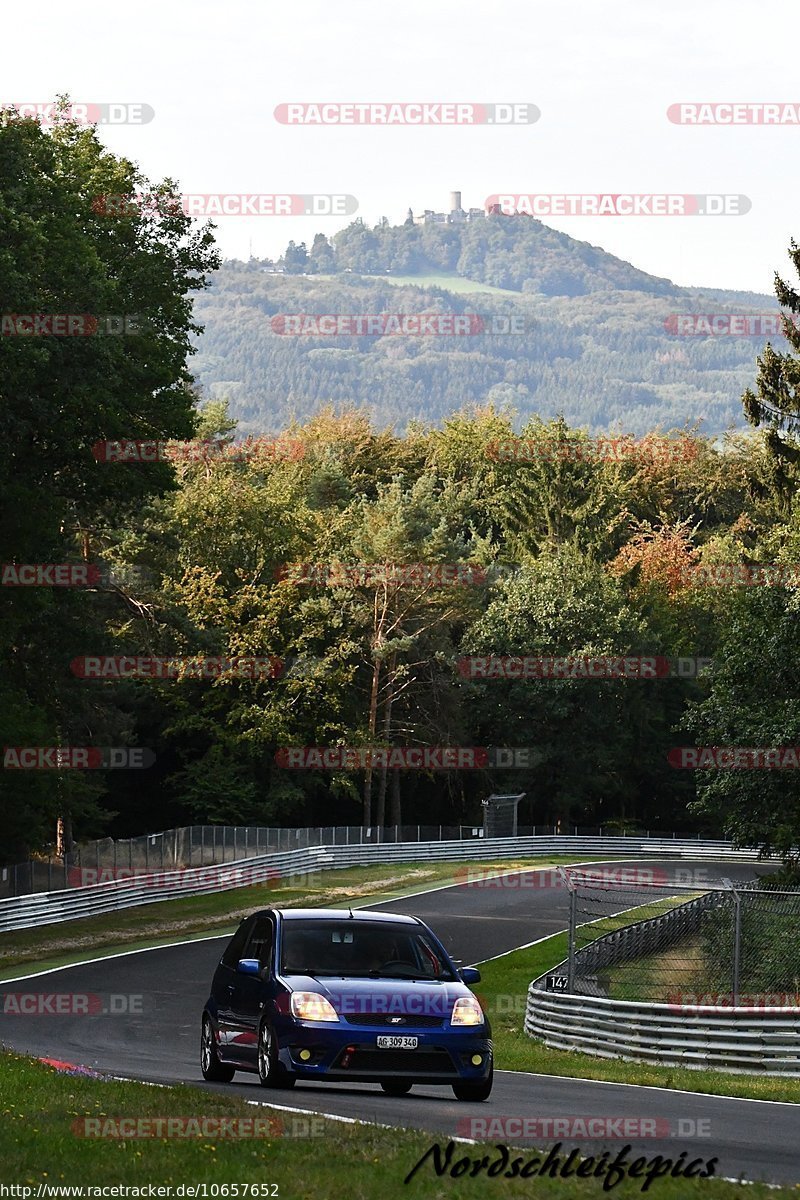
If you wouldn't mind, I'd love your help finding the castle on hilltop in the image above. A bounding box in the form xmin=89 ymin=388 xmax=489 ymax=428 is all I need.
xmin=410 ymin=191 xmax=486 ymax=226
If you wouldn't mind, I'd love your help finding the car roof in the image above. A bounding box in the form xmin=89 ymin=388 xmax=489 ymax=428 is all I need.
xmin=253 ymin=907 xmax=422 ymax=926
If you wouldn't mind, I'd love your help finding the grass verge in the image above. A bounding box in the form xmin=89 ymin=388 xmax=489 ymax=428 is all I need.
xmin=0 ymin=1052 xmax=786 ymax=1196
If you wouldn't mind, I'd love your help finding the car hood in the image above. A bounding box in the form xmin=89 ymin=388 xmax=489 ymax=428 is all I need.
xmin=280 ymin=974 xmax=477 ymax=1019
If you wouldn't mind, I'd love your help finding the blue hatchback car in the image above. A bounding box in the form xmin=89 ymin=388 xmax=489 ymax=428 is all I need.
xmin=201 ymin=907 xmax=493 ymax=1099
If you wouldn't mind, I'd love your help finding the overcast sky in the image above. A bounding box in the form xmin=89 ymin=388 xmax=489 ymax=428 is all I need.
xmin=5 ymin=0 xmax=799 ymax=294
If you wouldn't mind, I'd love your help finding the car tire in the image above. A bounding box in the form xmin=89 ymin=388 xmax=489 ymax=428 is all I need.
xmin=380 ymin=1080 xmax=413 ymax=1096
xmin=201 ymin=1014 xmax=235 ymax=1082
xmin=452 ymin=1061 xmax=493 ymax=1102
xmin=257 ymin=1020 xmax=296 ymax=1089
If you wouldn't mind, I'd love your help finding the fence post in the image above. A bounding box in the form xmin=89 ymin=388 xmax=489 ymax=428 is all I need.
xmin=732 ymin=888 xmax=742 ymax=1005
xmin=567 ymin=876 xmax=577 ymax=993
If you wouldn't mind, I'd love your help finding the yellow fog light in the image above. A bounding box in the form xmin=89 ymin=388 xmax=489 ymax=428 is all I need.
xmin=471 ymin=1054 xmax=483 ymax=1066
xmin=299 ymin=1049 xmax=312 ymax=1061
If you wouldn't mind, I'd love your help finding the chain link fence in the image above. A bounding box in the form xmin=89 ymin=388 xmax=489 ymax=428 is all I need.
xmin=555 ymin=868 xmax=800 ymax=1007
xmin=0 ymin=823 xmax=704 ymax=898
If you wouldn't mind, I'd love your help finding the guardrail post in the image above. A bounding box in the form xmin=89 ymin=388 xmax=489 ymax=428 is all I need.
xmin=721 ymin=878 xmax=741 ymax=1004
xmin=559 ymin=867 xmax=577 ymax=993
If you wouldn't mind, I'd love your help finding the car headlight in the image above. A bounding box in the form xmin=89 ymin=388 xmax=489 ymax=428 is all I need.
xmin=290 ymin=991 xmax=339 ymax=1022
xmin=451 ymin=996 xmax=484 ymax=1026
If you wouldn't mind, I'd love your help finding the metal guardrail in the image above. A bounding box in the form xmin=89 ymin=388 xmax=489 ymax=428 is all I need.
xmin=0 ymin=834 xmax=762 ymax=933
xmin=524 ymin=989 xmax=800 ymax=1076
xmin=2 ymin=823 xmax=711 ymax=898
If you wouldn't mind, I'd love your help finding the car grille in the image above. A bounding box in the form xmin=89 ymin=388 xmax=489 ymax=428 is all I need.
xmin=333 ymin=1047 xmax=457 ymax=1075
xmin=343 ymin=1013 xmax=444 ymax=1028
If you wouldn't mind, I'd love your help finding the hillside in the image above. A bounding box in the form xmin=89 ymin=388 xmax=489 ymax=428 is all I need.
xmin=190 ymin=214 xmax=780 ymax=436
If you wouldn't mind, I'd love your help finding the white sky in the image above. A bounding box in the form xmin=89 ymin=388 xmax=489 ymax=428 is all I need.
xmin=4 ymin=0 xmax=799 ymax=294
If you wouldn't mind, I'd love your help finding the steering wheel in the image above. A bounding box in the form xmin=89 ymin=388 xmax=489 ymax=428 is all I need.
xmin=379 ymin=959 xmax=415 ymax=973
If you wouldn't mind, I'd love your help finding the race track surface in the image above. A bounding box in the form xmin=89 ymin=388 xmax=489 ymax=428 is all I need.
xmin=2 ymin=859 xmax=796 ymax=1186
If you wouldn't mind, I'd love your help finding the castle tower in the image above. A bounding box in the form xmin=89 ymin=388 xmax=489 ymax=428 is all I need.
xmin=450 ymin=190 xmax=462 ymax=213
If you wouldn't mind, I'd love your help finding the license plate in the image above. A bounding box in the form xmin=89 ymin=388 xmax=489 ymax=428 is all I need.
xmin=376 ymin=1035 xmax=418 ymax=1049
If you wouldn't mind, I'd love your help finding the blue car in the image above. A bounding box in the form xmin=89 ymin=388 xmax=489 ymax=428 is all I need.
xmin=201 ymin=907 xmax=493 ymax=1100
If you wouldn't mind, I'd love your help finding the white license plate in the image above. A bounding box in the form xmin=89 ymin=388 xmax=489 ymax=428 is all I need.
xmin=376 ymin=1035 xmax=418 ymax=1049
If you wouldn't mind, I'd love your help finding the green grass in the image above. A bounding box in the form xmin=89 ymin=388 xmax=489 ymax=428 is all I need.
xmin=0 ymin=1052 xmax=786 ymax=1197
xmin=603 ymin=935 xmax=706 ymax=1002
xmin=0 ymin=857 xmax=597 ymax=979
xmin=477 ymin=933 xmax=800 ymax=1103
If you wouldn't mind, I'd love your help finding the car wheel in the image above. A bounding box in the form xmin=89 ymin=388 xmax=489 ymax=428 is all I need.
xmin=452 ymin=1061 xmax=493 ymax=1102
xmin=257 ymin=1020 xmax=296 ymax=1089
xmin=380 ymin=1080 xmax=413 ymax=1096
xmin=201 ymin=1014 xmax=235 ymax=1082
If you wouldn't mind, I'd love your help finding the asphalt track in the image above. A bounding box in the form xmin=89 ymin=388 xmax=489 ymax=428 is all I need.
xmin=2 ymin=858 xmax=798 ymax=1186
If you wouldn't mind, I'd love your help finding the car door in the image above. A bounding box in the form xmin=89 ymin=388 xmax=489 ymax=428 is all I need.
xmin=214 ymin=915 xmax=255 ymax=1056
xmin=227 ymin=914 xmax=277 ymax=1065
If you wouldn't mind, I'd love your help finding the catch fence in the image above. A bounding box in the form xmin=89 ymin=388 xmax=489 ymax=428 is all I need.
xmin=544 ymin=869 xmax=800 ymax=1006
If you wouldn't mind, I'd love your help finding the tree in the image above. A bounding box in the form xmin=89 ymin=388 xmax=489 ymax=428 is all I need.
xmin=309 ymin=233 xmax=335 ymax=274
xmin=742 ymin=239 xmax=800 ymax=486
xmin=0 ymin=102 xmax=218 ymax=858
xmin=282 ymin=241 xmax=308 ymax=274
xmin=683 ymin=587 xmax=800 ymax=862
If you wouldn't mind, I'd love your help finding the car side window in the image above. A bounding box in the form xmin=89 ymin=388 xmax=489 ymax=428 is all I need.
xmin=221 ymin=918 xmax=253 ymax=968
xmin=243 ymin=917 xmax=274 ymax=970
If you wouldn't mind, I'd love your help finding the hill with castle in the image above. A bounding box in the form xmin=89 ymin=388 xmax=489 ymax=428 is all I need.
xmin=191 ymin=194 xmax=779 ymax=436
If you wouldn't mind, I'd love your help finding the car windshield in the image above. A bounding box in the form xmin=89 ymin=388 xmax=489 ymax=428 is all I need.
xmin=280 ymin=919 xmax=456 ymax=980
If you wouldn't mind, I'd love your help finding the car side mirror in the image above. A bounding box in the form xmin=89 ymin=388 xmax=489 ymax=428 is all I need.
xmin=237 ymin=958 xmax=261 ymax=976
xmin=459 ymin=966 xmax=481 ymax=984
